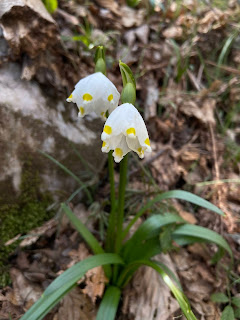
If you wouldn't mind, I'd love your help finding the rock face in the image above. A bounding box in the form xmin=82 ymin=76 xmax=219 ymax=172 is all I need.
xmin=0 ymin=0 xmax=107 ymax=203
xmin=0 ymin=62 xmax=105 ymax=201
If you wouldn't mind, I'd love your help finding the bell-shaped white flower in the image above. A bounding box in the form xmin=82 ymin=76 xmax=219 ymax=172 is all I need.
xmin=66 ymin=72 xmax=120 ymax=119
xmin=101 ymin=103 xmax=152 ymax=162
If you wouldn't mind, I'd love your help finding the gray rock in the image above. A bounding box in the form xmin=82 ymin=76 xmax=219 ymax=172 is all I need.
xmin=0 ymin=62 xmax=105 ymax=201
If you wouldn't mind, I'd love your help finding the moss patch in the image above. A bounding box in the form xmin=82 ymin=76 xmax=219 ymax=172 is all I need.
xmin=0 ymin=159 xmax=53 ymax=287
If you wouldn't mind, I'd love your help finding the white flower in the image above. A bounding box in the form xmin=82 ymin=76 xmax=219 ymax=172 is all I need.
xmin=66 ymin=72 xmax=120 ymax=119
xmin=101 ymin=103 xmax=152 ymax=162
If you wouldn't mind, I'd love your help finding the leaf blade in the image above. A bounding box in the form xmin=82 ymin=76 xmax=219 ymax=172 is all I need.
xmin=20 ymin=254 xmax=124 ymax=320
xmin=118 ymin=259 xmax=198 ymax=320
xmin=96 ymin=286 xmax=121 ymax=320
xmin=123 ymin=190 xmax=224 ymax=239
xmin=173 ymin=224 xmax=232 ymax=257
xmin=221 ymin=305 xmax=235 ymax=320
xmin=122 ymin=214 xmax=183 ymax=261
xmin=61 ymin=203 xmax=103 ymax=254
xmin=211 ymin=292 xmax=229 ymax=303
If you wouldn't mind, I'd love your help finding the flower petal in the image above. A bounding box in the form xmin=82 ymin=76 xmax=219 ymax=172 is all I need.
xmin=112 ymin=135 xmax=131 ymax=162
xmin=101 ymin=103 xmax=151 ymax=162
xmin=66 ymin=72 xmax=120 ymax=118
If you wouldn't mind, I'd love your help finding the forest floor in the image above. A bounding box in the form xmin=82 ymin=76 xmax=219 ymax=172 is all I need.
xmin=1 ymin=0 xmax=240 ymax=319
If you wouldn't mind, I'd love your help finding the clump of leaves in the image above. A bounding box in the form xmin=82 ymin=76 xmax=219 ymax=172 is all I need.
xmin=19 ymin=49 xmax=232 ymax=320
xmin=211 ymin=292 xmax=240 ymax=319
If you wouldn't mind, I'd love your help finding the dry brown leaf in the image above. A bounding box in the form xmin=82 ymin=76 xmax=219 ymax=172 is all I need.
xmin=179 ymin=210 xmax=197 ymax=224
xmin=67 ymin=243 xmax=91 ymax=270
xmin=19 ymin=218 xmax=57 ymax=247
xmin=56 ymin=287 xmax=96 ymax=320
xmin=143 ymin=74 xmax=159 ymax=120
xmin=197 ymin=9 xmax=228 ymax=33
xmin=135 ymin=24 xmax=149 ymax=44
xmin=180 ymin=98 xmax=216 ymax=125
xmin=82 ymin=266 xmax=108 ymax=303
xmin=0 ymin=299 xmax=23 ymax=320
xmin=176 ymin=14 xmax=197 ymax=30
xmin=121 ymin=6 xmax=146 ymax=28
xmin=180 ymin=150 xmax=200 ymax=162
xmin=182 ymin=0 xmax=198 ymax=10
xmin=94 ymin=0 xmax=120 ymax=15
xmin=10 ymin=268 xmax=42 ymax=309
xmin=151 ymin=149 xmax=181 ymax=190
xmin=163 ymin=26 xmax=183 ymax=39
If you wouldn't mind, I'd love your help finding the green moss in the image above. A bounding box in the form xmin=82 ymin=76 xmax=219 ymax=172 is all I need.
xmin=0 ymin=159 xmax=53 ymax=287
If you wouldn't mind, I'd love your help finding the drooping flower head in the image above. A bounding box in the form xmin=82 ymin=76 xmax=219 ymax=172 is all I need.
xmin=101 ymin=103 xmax=151 ymax=162
xmin=66 ymin=72 xmax=120 ymax=119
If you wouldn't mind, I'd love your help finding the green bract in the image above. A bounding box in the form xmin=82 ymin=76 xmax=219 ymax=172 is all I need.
xmin=121 ymin=82 xmax=136 ymax=104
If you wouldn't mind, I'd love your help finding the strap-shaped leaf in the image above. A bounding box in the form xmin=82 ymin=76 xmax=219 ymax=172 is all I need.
xmin=62 ymin=203 xmax=103 ymax=254
xmin=61 ymin=203 xmax=112 ymax=278
xmin=117 ymin=259 xmax=198 ymax=320
xmin=123 ymin=190 xmax=224 ymax=239
xmin=173 ymin=224 xmax=232 ymax=257
xmin=20 ymin=254 xmax=124 ymax=320
xmin=125 ymin=237 xmax=161 ymax=263
xmin=96 ymin=286 xmax=121 ymax=320
xmin=129 ymin=214 xmax=183 ymax=242
xmin=122 ymin=214 xmax=182 ymax=261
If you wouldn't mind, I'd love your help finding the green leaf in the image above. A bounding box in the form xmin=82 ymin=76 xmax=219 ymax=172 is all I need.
xmin=172 ymin=234 xmax=204 ymax=246
xmin=61 ymin=203 xmax=103 ymax=254
xmin=211 ymin=292 xmax=229 ymax=303
xmin=173 ymin=224 xmax=232 ymax=258
xmin=234 ymin=307 xmax=240 ymax=318
xmin=159 ymin=225 xmax=176 ymax=253
xmin=61 ymin=204 xmax=112 ymax=278
xmin=123 ymin=190 xmax=224 ymax=239
xmin=221 ymin=305 xmax=235 ymax=320
xmin=125 ymin=213 xmax=183 ymax=243
xmin=96 ymin=286 xmax=121 ymax=320
xmin=127 ymin=237 xmax=162 ymax=263
xmin=232 ymin=297 xmax=240 ymax=308
xmin=216 ymin=33 xmax=236 ymax=78
xmin=122 ymin=214 xmax=183 ymax=261
xmin=43 ymin=0 xmax=58 ymax=13
xmin=118 ymin=259 xmax=197 ymax=320
xmin=154 ymin=261 xmax=182 ymax=290
xmin=20 ymin=254 xmax=124 ymax=320
xmin=40 ymin=151 xmax=92 ymax=202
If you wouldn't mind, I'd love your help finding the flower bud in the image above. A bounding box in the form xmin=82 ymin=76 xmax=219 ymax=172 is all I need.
xmin=121 ymin=82 xmax=136 ymax=105
xmin=95 ymin=57 xmax=106 ymax=75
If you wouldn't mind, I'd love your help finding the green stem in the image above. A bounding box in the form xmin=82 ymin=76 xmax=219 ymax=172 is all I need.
xmin=105 ymin=152 xmax=116 ymax=252
xmin=115 ymin=154 xmax=128 ymax=253
xmin=112 ymin=154 xmax=128 ymax=284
